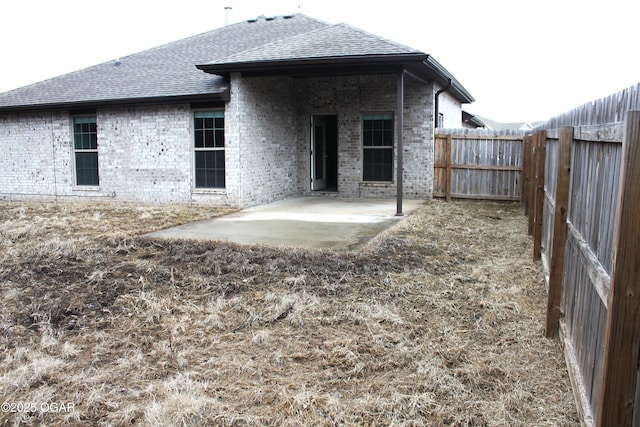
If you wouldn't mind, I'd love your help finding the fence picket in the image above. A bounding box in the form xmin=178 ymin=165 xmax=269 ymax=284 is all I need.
xmin=596 ymin=111 xmax=640 ymax=427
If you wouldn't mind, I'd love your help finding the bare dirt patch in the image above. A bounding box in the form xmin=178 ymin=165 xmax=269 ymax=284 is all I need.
xmin=0 ymin=200 xmax=578 ymax=426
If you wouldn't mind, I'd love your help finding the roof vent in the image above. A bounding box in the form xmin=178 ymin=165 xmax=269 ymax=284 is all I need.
xmin=248 ymin=15 xmax=266 ymax=23
xmin=265 ymin=16 xmax=276 ymax=21
xmin=283 ymin=15 xmax=294 ymax=19
xmin=114 ymin=58 xmax=121 ymax=67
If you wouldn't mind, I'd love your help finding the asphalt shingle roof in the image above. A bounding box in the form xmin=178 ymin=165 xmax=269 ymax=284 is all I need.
xmin=206 ymin=23 xmax=422 ymax=65
xmin=0 ymin=14 xmax=474 ymax=111
xmin=0 ymin=15 xmax=328 ymax=111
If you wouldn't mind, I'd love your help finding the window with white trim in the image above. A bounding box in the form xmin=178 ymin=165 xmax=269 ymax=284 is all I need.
xmin=73 ymin=116 xmax=99 ymax=186
xmin=194 ymin=111 xmax=225 ymax=188
xmin=362 ymin=113 xmax=393 ymax=182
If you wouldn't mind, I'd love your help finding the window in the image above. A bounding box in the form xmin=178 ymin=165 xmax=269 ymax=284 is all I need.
xmin=194 ymin=111 xmax=225 ymax=188
xmin=73 ymin=117 xmax=99 ymax=186
xmin=363 ymin=113 xmax=393 ymax=181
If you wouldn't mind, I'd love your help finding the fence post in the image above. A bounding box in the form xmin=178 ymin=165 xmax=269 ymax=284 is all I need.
xmin=533 ymin=131 xmax=546 ymax=260
xmin=445 ymin=134 xmax=452 ymax=202
xmin=545 ymin=126 xmax=573 ymax=337
xmin=522 ymin=135 xmax=531 ymax=214
xmin=528 ymin=134 xmax=538 ymax=235
xmin=597 ymin=111 xmax=640 ymax=426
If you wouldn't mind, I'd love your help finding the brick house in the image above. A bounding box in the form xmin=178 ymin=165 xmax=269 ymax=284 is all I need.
xmin=0 ymin=14 xmax=473 ymax=208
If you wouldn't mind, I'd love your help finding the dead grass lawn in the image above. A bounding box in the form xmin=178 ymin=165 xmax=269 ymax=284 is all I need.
xmin=0 ymin=200 xmax=578 ymax=426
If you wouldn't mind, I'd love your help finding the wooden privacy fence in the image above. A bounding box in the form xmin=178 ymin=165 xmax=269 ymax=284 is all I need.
xmin=434 ymin=129 xmax=524 ymax=201
xmin=525 ymin=83 xmax=640 ymax=427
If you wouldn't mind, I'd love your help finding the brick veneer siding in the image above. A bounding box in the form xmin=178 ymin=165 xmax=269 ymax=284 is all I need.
xmin=0 ymin=73 xmax=438 ymax=206
xmin=0 ymin=106 xmax=234 ymax=206
xmin=295 ymin=74 xmax=435 ymax=199
xmin=437 ymin=87 xmax=463 ymax=129
xmin=227 ymin=74 xmax=300 ymax=207
xmin=224 ymin=73 xmax=436 ymax=205
xmin=97 ymin=106 xmax=197 ymax=204
xmin=0 ymin=112 xmax=67 ymax=200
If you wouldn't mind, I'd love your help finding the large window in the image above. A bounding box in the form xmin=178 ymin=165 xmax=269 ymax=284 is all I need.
xmin=73 ymin=117 xmax=99 ymax=186
xmin=194 ymin=111 xmax=225 ymax=189
xmin=363 ymin=113 xmax=393 ymax=182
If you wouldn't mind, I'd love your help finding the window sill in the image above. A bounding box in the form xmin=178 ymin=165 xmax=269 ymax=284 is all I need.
xmin=72 ymin=186 xmax=101 ymax=192
xmin=191 ymin=188 xmax=226 ymax=195
xmin=359 ymin=181 xmax=394 ymax=187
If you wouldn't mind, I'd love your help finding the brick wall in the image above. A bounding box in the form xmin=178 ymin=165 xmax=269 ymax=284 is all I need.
xmin=0 ymin=112 xmax=70 ymax=201
xmin=228 ymin=74 xmax=300 ymax=207
xmin=0 ymin=106 xmax=234 ymax=206
xmin=97 ymin=105 xmax=196 ymax=204
xmin=0 ymin=73 xmax=437 ymax=206
xmin=437 ymin=85 xmax=463 ymax=129
xmin=402 ymin=77 xmax=435 ymax=198
xmin=295 ymin=74 xmax=435 ymax=199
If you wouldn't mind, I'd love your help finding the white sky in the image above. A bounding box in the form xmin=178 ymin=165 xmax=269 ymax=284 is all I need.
xmin=0 ymin=0 xmax=638 ymax=123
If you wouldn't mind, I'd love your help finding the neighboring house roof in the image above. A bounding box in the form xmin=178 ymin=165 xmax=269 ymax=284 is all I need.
xmin=462 ymin=111 xmax=486 ymax=128
xmin=474 ymin=115 xmax=544 ymax=132
xmin=0 ymin=14 xmax=473 ymax=112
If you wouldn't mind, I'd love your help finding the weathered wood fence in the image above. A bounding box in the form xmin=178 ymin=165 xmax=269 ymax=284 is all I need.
xmin=525 ymin=83 xmax=640 ymax=427
xmin=434 ymin=129 xmax=524 ymax=201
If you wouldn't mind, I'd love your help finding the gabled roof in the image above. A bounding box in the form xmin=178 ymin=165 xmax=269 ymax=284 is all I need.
xmin=197 ymin=22 xmax=474 ymax=104
xmin=0 ymin=14 xmax=474 ymax=112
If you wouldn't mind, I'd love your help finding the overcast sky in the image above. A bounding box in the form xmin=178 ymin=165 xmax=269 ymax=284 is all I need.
xmin=1 ymin=0 xmax=638 ymax=123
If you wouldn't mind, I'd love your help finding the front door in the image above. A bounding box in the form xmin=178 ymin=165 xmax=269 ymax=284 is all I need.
xmin=310 ymin=116 xmax=328 ymax=191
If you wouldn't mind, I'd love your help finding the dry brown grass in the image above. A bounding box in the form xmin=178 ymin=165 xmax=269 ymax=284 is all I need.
xmin=0 ymin=200 xmax=578 ymax=426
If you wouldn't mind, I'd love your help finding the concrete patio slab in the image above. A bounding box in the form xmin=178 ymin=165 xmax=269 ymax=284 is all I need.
xmin=148 ymin=197 xmax=424 ymax=249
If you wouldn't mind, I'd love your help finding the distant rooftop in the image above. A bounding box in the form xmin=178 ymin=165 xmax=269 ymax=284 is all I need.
xmin=473 ymin=115 xmax=545 ymax=132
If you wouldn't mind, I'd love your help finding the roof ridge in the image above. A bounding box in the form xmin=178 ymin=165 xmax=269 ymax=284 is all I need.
xmin=206 ymin=20 xmax=421 ymax=66
xmin=331 ymin=22 xmax=421 ymax=54
xmin=121 ymin=15 xmax=306 ymax=59
xmin=209 ymin=19 xmax=333 ymax=65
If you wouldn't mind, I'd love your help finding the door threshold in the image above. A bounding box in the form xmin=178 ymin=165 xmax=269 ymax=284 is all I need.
xmin=310 ymin=191 xmax=338 ymax=197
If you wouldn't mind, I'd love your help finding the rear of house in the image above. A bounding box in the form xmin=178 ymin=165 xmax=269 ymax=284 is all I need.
xmin=0 ymin=15 xmax=473 ymax=208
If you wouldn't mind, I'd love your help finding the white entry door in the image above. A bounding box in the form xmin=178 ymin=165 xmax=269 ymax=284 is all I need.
xmin=310 ymin=116 xmax=327 ymax=191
